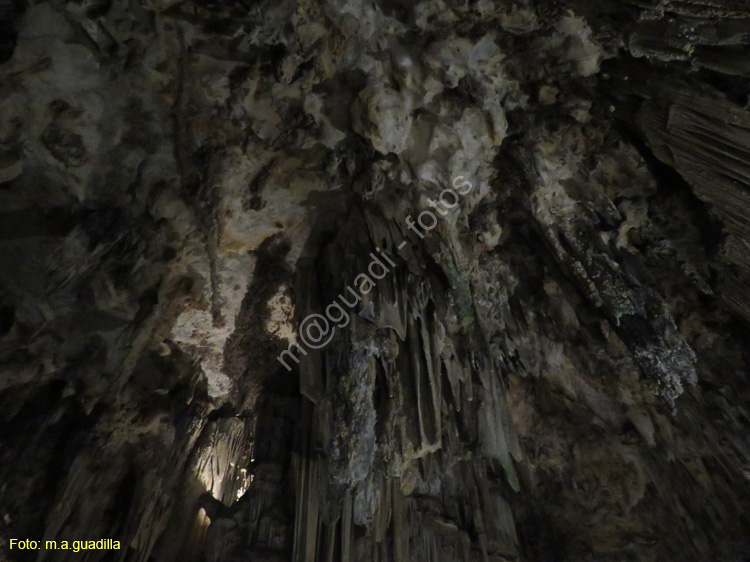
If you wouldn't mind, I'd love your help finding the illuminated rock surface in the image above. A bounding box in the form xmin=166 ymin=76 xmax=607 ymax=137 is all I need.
xmin=1 ymin=0 xmax=749 ymax=561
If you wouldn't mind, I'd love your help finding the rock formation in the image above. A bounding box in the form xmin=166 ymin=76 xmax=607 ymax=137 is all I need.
xmin=1 ymin=0 xmax=749 ymax=561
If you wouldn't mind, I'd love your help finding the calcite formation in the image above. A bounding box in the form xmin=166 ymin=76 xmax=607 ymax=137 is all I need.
xmin=0 ymin=1 xmax=749 ymax=561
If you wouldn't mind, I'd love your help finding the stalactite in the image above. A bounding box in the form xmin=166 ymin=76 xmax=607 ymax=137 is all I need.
xmin=2 ymin=0 xmax=750 ymax=561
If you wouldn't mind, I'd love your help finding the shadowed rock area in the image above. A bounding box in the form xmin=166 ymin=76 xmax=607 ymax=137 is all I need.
xmin=0 ymin=0 xmax=749 ymax=561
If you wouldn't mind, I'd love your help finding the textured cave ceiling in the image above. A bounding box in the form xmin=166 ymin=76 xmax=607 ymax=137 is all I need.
xmin=1 ymin=0 xmax=750 ymax=561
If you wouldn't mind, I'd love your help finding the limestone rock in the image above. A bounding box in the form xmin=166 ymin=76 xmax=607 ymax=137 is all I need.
xmin=1 ymin=0 xmax=750 ymax=561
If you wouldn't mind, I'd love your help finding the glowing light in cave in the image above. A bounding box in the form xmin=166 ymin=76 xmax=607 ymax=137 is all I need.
xmin=197 ymin=507 xmax=210 ymax=529
xmin=235 ymin=468 xmax=252 ymax=500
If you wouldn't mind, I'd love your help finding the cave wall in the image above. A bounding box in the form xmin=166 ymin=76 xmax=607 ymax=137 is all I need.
xmin=1 ymin=1 xmax=750 ymax=562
